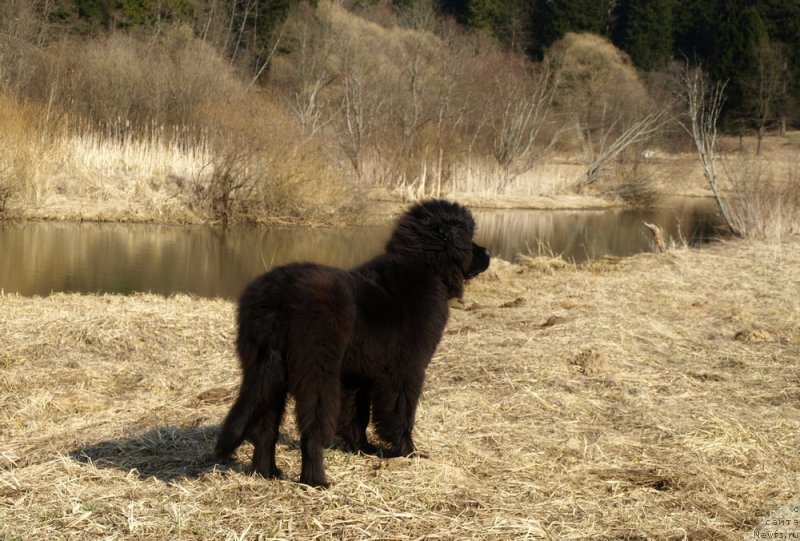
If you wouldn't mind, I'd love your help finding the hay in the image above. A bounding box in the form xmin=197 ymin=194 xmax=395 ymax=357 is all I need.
xmin=2 ymin=238 xmax=799 ymax=539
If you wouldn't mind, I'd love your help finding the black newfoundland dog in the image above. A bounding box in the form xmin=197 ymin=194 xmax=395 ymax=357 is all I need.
xmin=214 ymin=199 xmax=491 ymax=487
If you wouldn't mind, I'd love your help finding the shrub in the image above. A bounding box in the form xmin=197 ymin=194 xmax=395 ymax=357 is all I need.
xmin=19 ymin=25 xmax=244 ymax=132
xmin=610 ymin=149 xmax=663 ymax=208
xmin=613 ymin=174 xmax=660 ymax=209
xmin=724 ymin=157 xmax=800 ymax=239
xmin=0 ymin=94 xmax=49 ymax=215
xmin=191 ymin=96 xmax=354 ymax=224
xmin=546 ymin=33 xmax=666 ymax=190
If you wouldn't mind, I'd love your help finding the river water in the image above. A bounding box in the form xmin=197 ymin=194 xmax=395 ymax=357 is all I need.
xmin=0 ymin=198 xmax=719 ymax=298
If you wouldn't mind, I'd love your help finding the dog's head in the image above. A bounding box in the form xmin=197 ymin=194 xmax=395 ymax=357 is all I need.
xmin=386 ymin=199 xmax=490 ymax=298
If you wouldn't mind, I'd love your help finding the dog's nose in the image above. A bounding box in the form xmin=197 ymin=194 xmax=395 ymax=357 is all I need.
xmin=485 ymin=248 xmax=491 ymax=257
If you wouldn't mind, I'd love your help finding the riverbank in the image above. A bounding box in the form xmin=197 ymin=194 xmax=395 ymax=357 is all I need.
xmin=4 ymin=185 xmax=712 ymax=228
xmin=2 ymin=183 xmax=632 ymax=227
xmin=5 ymin=129 xmax=799 ymax=227
xmin=1 ymin=237 xmax=798 ymax=539
xmin=0 ymin=120 xmax=714 ymax=227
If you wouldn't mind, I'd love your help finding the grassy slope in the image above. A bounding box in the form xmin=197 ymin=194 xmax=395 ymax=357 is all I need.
xmin=1 ymin=238 xmax=799 ymax=539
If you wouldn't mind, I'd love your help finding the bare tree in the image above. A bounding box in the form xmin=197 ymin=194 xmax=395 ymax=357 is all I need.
xmin=495 ymin=0 xmax=533 ymax=54
xmin=333 ymin=41 xmax=388 ymax=184
xmin=680 ymin=65 xmax=740 ymax=236
xmin=399 ymin=0 xmax=438 ymax=32
xmin=491 ymin=62 xmax=560 ymax=186
xmin=746 ymin=41 xmax=788 ymax=155
xmin=426 ymin=25 xmax=470 ymax=197
xmin=281 ymin=7 xmax=338 ymax=137
xmin=575 ymin=107 xmax=669 ymax=191
xmin=193 ymin=0 xmax=285 ymax=86
xmin=399 ymin=34 xmax=435 ymax=152
xmin=246 ymin=25 xmax=284 ymax=90
xmin=543 ymin=32 xmax=669 ymax=192
xmin=380 ymin=31 xmax=439 ymax=191
xmin=338 ymin=55 xmax=371 ymax=182
xmin=228 ymin=0 xmax=254 ymax=65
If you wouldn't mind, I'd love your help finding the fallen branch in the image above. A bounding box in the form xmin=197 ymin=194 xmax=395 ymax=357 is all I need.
xmin=643 ymin=221 xmax=667 ymax=252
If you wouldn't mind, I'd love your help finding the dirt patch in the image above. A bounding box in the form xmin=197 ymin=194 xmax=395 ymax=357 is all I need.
xmin=570 ymin=348 xmax=610 ymax=376
xmin=734 ymin=328 xmax=774 ymax=342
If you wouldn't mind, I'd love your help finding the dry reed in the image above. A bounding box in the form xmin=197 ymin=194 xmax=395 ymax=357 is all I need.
xmin=1 ymin=237 xmax=799 ymax=539
xmin=722 ymin=156 xmax=800 ymax=239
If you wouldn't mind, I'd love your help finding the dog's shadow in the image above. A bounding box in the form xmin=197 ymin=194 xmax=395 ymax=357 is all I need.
xmin=70 ymin=426 xmax=398 ymax=483
xmin=69 ymin=425 xmax=224 ymax=482
xmin=69 ymin=425 xmax=300 ymax=483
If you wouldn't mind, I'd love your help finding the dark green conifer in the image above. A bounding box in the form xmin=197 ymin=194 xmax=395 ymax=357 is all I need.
xmin=612 ymin=0 xmax=673 ymax=71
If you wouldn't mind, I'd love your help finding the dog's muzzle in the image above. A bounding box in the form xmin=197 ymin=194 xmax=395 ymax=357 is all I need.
xmin=465 ymin=246 xmax=491 ymax=279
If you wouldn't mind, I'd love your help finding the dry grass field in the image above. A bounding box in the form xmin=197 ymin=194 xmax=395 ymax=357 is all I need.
xmin=1 ymin=237 xmax=799 ymax=539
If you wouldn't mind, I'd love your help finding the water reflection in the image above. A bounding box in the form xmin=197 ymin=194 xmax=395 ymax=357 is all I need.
xmin=476 ymin=198 xmax=718 ymax=262
xmin=0 ymin=198 xmax=719 ymax=298
xmin=0 ymin=222 xmax=390 ymax=299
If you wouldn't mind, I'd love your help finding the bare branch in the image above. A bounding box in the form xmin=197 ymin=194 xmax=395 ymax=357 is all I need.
xmin=576 ymin=108 xmax=670 ymax=191
xmin=491 ymin=63 xmax=561 ymax=186
xmin=246 ymin=24 xmax=285 ymax=90
xmin=679 ymin=64 xmax=740 ymax=236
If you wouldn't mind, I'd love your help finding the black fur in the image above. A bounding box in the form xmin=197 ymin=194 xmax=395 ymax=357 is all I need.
xmin=214 ymin=199 xmax=491 ymax=487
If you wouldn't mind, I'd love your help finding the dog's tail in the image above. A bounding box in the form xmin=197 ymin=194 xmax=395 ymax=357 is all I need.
xmin=214 ymin=344 xmax=284 ymax=461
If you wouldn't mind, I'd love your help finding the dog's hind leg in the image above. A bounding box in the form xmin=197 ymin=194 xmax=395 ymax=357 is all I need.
xmin=248 ymin=348 xmax=288 ymax=477
xmin=249 ymin=386 xmax=287 ymax=478
xmin=293 ymin=347 xmax=343 ymax=488
xmin=338 ymin=384 xmax=379 ymax=455
xmin=295 ymin=385 xmax=340 ymax=487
